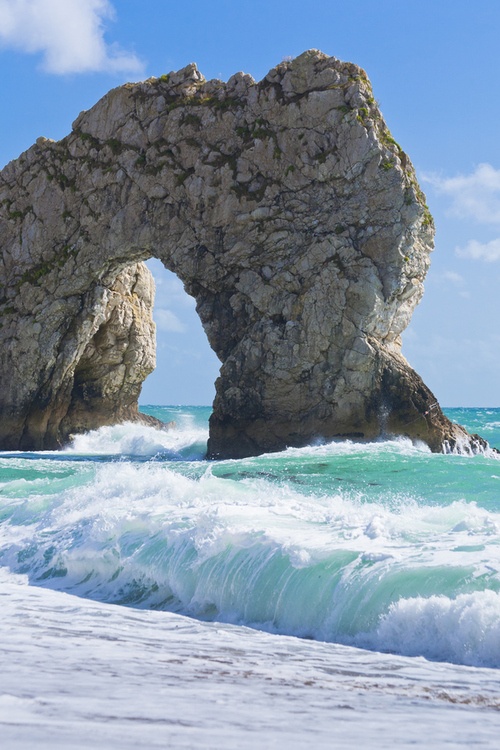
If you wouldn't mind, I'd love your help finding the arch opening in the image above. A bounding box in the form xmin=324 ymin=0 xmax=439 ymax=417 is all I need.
xmin=139 ymin=259 xmax=221 ymax=409
xmin=57 ymin=256 xmax=222 ymax=447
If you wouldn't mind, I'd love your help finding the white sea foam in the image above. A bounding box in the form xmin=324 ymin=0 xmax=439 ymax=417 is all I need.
xmin=370 ymin=590 xmax=500 ymax=667
xmin=483 ymin=420 xmax=500 ymax=430
xmin=1 ymin=454 xmax=499 ymax=666
xmin=281 ymin=435 xmax=432 ymax=458
xmin=2 ymin=568 xmax=500 ymax=749
xmin=1 ymin=417 xmax=500 ymax=670
xmin=2 ymin=410 xmax=500 ymax=747
xmin=443 ymin=435 xmax=499 ymax=458
xmin=67 ymin=420 xmax=208 ymax=458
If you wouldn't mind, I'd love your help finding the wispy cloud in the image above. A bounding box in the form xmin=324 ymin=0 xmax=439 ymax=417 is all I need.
xmin=0 ymin=0 xmax=143 ymax=75
xmin=440 ymin=270 xmax=470 ymax=296
xmin=422 ymin=163 xmax=500 ymax=225
xmin=155 ymin=275 xmax=196 ymax=309
xmin=155 ymin=309 xmax=186 ymax=334
xmin=456 ymin=238 xmax=500 ymax=263
xmin=422 ymin=163 xmax=500 ymax=262
xmin=441 ymin=270 xmax=464 ymax=284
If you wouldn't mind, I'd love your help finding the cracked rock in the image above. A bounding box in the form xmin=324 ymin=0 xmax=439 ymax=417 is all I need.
xmin=0 ymin=50 xmax=479 ymax=455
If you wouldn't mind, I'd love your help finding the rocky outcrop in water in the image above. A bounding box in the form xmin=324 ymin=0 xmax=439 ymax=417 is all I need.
xmin=0 ymin=50 xmax=478 ymax=455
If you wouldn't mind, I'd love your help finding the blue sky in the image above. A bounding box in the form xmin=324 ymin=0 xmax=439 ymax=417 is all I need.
xmin=1 ymin=0 xmax=499 ymax=406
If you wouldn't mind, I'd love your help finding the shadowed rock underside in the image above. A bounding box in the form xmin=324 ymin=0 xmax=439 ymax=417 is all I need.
xmin=0 ymin=50 xmax=481 ymax=456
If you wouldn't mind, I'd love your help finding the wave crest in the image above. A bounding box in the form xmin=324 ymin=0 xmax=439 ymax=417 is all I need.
xmin=67 ymin=421 xmax=208 ymax=460
xmin=370 ymin=590 xmax=500 ymax=668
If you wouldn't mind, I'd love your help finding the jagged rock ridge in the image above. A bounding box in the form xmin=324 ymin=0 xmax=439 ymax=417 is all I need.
xmin=0 ymin=50 xmax=479 ymax=456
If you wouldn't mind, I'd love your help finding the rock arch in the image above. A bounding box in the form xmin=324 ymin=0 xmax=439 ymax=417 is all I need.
xmin=0 ymin=51 xmax=474 ymax=456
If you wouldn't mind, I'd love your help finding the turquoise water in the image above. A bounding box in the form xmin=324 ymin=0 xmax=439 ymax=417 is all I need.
xmin=1 ymin=406 xmax=499 ymax=668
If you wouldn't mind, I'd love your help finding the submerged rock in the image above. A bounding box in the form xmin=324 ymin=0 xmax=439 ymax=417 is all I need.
xmin=0 ymin=50 xmax=478 ymax=455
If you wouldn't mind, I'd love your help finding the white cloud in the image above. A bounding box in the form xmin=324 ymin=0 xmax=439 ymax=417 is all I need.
xmin=442 ymin=270 xmax=464 ymax=284
xmin=155 ymin=309 xmax=186 ymax=334
xmin=0 ymin=0 xmax=143 ymax=75
xmin=456 ymin=237 xmax=500 ymax=263
xmin=440 ymin=270 xmax=470 ymax=295
xmin=422 ymin=163 xmax=500 ymax=225
xmin=155 ymin=276 xmax=196 ymax=309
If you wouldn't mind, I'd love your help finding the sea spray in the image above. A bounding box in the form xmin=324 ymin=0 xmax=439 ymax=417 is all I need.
xmin=369 ymin=590 xmax=500 ymax=667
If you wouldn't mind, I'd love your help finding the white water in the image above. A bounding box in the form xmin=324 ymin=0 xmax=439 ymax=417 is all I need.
xmin=2 ymin=568 xmax=500 ymax=749
xmin=1 ymin=415 xmax=500 ymax=746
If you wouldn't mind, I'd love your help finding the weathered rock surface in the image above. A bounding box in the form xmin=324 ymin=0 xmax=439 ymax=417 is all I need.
xmin=0 ymin=50 xmax=480 ymax=455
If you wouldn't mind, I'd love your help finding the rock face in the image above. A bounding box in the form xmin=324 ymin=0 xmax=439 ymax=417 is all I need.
xmin=0 ymin=50 xmax=477 ymax=455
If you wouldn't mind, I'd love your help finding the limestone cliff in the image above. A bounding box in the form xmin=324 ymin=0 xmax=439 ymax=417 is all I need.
xmin=0 ymin=50 xmax=479 ymax=455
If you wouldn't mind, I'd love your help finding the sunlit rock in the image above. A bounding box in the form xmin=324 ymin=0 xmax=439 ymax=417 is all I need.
xmin=0 ymin=50 xmax=477 ymax=455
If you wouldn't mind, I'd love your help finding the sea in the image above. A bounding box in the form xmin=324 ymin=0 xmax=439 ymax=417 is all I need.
xmin=1 ymin=406 xmax=500 ymax=748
